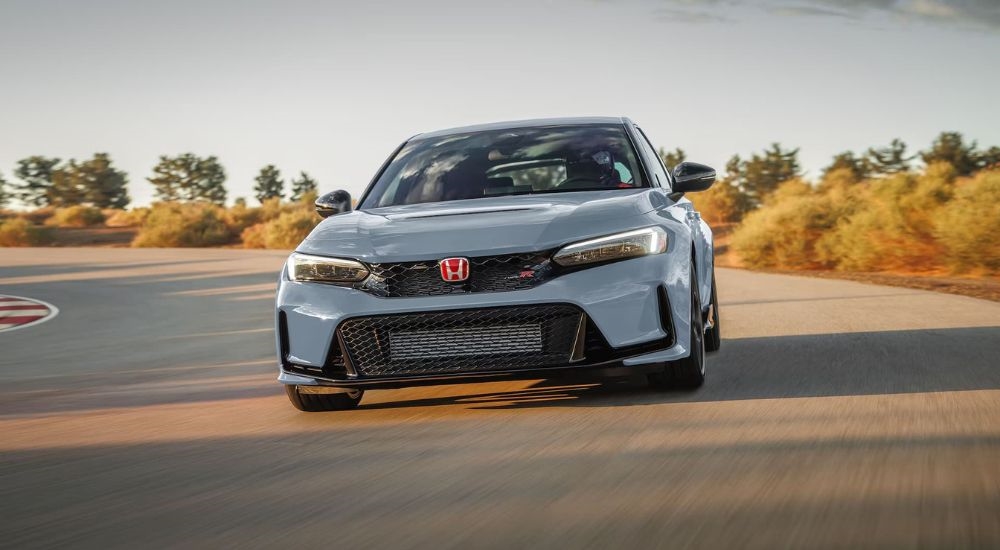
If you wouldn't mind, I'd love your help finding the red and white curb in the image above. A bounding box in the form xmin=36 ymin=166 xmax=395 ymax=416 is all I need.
xmin=0 ymin=295 xmax=59 ymax=333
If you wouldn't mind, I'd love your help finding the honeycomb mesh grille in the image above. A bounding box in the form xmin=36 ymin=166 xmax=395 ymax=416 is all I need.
xmin=338 ymin=304 xmax=583 ymax=377
xmin=358 ymin=252 xmax=555 ymax=298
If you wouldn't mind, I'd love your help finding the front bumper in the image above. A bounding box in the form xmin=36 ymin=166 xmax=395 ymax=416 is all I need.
xmin=278 ymin=356 xmax=672 ymax=390
xmin=276 ymin=251 xmax=695 ymax=389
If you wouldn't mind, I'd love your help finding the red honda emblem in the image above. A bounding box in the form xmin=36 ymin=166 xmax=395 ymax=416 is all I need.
xmin=439 ymin=257 xmax=470 ymax=282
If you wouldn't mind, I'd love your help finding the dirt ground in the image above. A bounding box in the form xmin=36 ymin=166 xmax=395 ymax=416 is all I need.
xmin=761 ymin=269 xmax=1000 ymax=303
xmin=49 ymin=227 xmax=136 ymax=246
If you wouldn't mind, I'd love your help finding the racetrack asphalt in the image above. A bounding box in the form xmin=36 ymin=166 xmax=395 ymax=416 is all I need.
xmin=1 ymin=248 xmax=999 ymax=548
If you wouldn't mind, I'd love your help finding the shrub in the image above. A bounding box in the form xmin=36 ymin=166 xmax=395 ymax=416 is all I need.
xmin=296 ymin=189 xmax=319 ymax=206
xmin=45 ymin=205 xmax=106 ymax=228
xmin=762 ymin=177 xmax=813 ymax=205
xmin=934 ymin=170 xmax=1000 ymax=273
xmin=17 ymin=207 xmax=55 ymax=225
xmin=105 ymin=208 xmax=150 ymax=228
xmin=258 ymin=196 xmax=287 ymax=222
xmin=223 ymin=202 xmax=263 ymax=235
xmin=240 ymin=222 xmax=267 ymax=249
xmin=730 ymin=180 xmax=845 ymax=269
xmin=732 ymin=196 xmax=828 ymax=269
xmin=691 ymin=180 xmax=746 ymax=225
xmin=815 ymin=200 xmax=908 ymax=271
xmin=732 ymin=163 xmax=980 ymax=271
xmin=816 ymin=168 xmax=953 ymax=272
xmin=242 ymin=208 xmax=319 ymax=249
xmin=0 ymin=218 xmax=54 ymax=247
xmin=132 ymin=202 xmax=235 ymax=247
xmin=264 ymin=209 xmax=319 ymax=248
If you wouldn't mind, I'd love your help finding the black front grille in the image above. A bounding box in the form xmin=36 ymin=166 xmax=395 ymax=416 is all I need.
xmin=338 ymin=304 xmax=583 ymax=377
xmin=357 ymin=252 xmax=555 ymax=298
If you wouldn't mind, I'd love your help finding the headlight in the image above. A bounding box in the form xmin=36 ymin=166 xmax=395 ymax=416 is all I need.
xmin=287 ymin=253 xmax=369 ymax=283
xmin=552 ymin=227 xmax=668 ymax=267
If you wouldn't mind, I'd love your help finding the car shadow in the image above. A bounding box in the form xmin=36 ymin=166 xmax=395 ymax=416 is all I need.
xmin=3 ymin=325 xmax=998 ymax=417
xmin=360 ymin=325 xmax=1000 ymax=411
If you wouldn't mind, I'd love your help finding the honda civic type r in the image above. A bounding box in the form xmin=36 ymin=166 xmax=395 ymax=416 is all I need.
xmin=276 ymin=117 xmax=721 ymax=411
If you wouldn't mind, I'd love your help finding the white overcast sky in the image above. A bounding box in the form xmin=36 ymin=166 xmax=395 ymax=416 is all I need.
xmin=1 ymin=0 xmax=998 ymax=206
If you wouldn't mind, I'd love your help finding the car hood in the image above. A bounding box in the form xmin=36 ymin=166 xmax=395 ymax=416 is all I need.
xmin=297 ymin=189 xmax=667 ymax=262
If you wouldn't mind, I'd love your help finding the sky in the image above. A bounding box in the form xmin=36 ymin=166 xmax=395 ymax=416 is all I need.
xmin=1 ymin=0 xmax=999 ymax=207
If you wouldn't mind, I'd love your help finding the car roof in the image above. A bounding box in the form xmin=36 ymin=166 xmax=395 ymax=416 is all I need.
xmin=411 ymin=116 xmax=631 ymax=141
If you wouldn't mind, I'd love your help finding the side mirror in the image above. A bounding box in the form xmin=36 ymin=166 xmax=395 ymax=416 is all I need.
xmin=672 ymin=162 xmax=716 ymax=193
xmin=315 ymin=190 xmax=352 ymax=218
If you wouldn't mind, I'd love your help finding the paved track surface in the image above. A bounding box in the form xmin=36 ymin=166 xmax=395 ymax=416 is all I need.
xmin=2 ymin=248 xmax=999 ymax=548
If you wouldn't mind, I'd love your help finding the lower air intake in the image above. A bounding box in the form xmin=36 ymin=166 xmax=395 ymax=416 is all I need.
xmin=338 ymin=304 xmax=583 ymax=377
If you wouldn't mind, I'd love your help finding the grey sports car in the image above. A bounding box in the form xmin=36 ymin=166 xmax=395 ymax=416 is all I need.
xmin=276 ymin=117 xmax=720 ymax=411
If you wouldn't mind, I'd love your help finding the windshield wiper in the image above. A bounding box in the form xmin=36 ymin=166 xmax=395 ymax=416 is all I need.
xmin=484 ymin=187 xmax=641 ymax=198
xmin=481 ymin=191 xmax=536 ymax=198
xmin=527 ymin=187 xmax=640 ymax=195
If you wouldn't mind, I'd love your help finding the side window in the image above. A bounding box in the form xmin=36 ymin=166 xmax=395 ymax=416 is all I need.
xmin=633 ymin=126 xmax=671 ymax=191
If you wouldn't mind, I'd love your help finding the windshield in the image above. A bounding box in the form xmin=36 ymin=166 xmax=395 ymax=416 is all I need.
xmin=360 ymin=124 xmax=648 ymax=208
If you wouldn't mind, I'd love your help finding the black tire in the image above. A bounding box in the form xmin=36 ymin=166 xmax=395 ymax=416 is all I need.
xmin=648 ymin=265 xmax=706 ymax=390
xmin=285 ymin=385 xmax=363 ymax=412
xmin=705 ymin=268 xmax=721 ymax=352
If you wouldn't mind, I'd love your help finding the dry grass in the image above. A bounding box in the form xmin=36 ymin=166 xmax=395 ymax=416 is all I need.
xmin=105 ymin=207 xmax=150 ymax=228
xmin=0 ymin=217 xmax=54 ymax=246
xmin=132 ymin=202 xmax=237 ymax=248
xmin=749 ymin=268 xmax=1000 ymax=303
xmin=45 ymin=205 xmax=106 ymax=228
xmin=241 ymin=209 xmax=319 ymax=249
xmin=3 ymin=198 xmax=321 ymax=249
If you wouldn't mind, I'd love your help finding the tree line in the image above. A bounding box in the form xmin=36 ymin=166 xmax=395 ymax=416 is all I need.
xmin=0 ymin=153 xmax=319 ymax=209
xmin=659 ymin=131 xmax=1000 ymax=224
xmin=2 ymin=131 xmax=997 ymax=213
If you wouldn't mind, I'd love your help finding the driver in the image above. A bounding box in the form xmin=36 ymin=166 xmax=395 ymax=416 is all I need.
xmin=565 ymin=150 xmax=629 ymax=188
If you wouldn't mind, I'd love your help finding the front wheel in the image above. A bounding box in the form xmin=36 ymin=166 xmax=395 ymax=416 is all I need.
xmin=285 ymin=385 xmax=363 ymax=412
xmin=648 ymin=266 xmax=706 ymax=390
xmin=705 ymin=268 xmax=721 ymax=352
